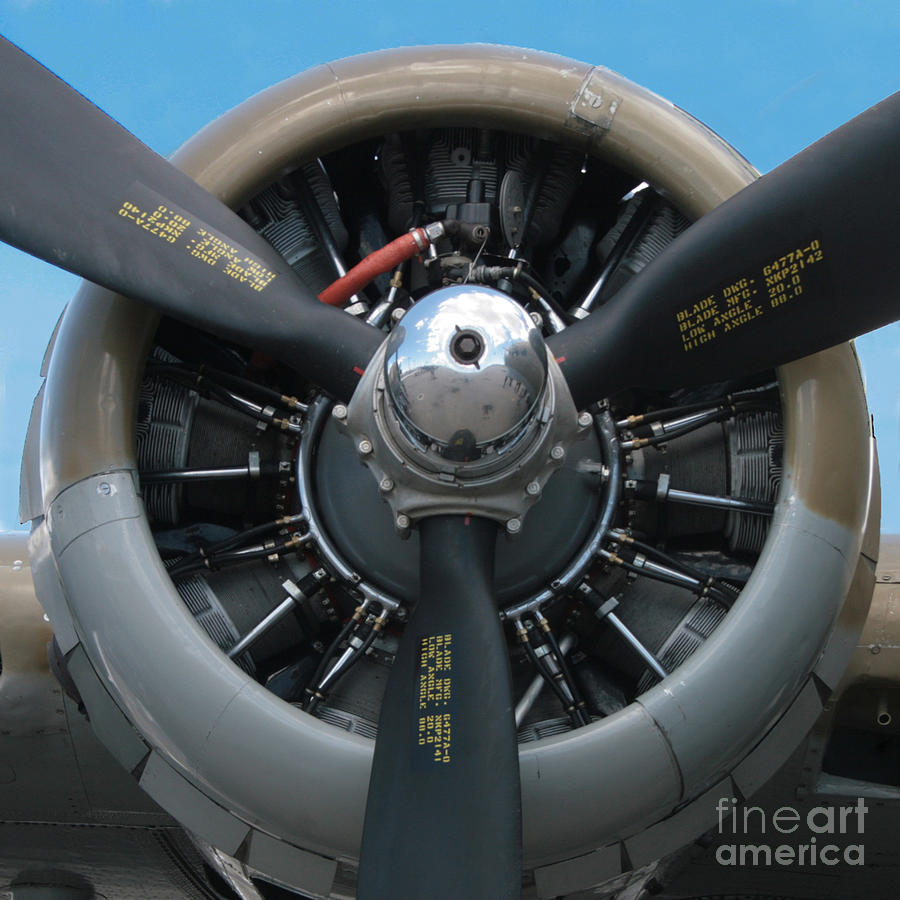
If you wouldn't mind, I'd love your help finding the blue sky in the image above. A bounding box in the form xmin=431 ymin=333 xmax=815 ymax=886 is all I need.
xmin=1 ymin=0 xmax=898 ymax=531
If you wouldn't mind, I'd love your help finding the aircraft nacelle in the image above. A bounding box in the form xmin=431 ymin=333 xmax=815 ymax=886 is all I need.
xmin=1 ymin=45 xmax=892 ymax=898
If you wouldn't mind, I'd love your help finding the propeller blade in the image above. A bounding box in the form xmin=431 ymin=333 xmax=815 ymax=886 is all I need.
xmin=358 ymin=515 xmax=521 ymax=900
xmin=549 ymin=91 xmax=900 ymax=408
xmin=0 ymin=37 xmax=381 ymax=401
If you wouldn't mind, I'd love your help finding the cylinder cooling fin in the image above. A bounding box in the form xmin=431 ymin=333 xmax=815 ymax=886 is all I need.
xmin=24 ymin=47 xmax=876 ymax=899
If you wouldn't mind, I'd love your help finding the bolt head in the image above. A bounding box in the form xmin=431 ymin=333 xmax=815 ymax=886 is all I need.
xmin=379 ymin=477 xmax=394 ymax=492
xmin=578 ymin=411 xmax=593 ymax=428
xmin=550 ymin=445 xmax=566 ymax=462
xmin=396 ymin=514 xmax=411 ymax=530
xmin=526 ymin=481 xmax=541 ymax=496
xmin=332 ymin=404 xmax=348 ymax=420
xmin=449 ymin=329 xmax=484 ymax=365
xmin=506 ymin=517 xmax=522 ymax=535
xmin=358 ymin=439 xmax=373 ymax=455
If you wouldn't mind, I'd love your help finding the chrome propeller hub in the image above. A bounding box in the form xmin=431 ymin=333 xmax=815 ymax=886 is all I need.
xmin=338 ymin=284 xmax=586 ymax=528
xmin=383 ymin=285 xmax=549 ymax=461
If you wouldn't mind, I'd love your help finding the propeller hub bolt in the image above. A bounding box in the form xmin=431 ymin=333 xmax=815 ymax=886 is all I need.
xmin=333 ymin=404 xmax=348 ymax=420
xmin=358 ymin=439 xmax=373 ymax=455
xmin=449 ymin=329 xmax=485 ymax=365
xmin=506 ymin=517 xmax=522 ymax=534
xmin=550 ymin=444 xmax=566 ymax=462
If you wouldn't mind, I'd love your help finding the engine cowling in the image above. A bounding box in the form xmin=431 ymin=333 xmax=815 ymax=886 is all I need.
xmin=21 ymin=45 xmax=877 ymax=898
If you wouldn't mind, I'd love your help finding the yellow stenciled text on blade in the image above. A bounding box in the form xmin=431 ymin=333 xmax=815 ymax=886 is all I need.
xmin=416 ymin=633 xmax=453 ymax=763
xmin=674 ymin=238 xmax=825 ymax=352
xmin=117 ymin=200 xmax=190 ymax=244
xmin=117 ymin=199 xmax=277 ymax=292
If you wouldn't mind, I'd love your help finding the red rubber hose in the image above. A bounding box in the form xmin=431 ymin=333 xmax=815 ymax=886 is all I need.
xmin=318 ymin=228 xmax=428 ymax=307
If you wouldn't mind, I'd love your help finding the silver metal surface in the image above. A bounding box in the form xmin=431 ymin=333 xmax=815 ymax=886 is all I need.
xmin=384 ymin=285 xmax=548 ymax=456
xmin=341 ymin=319 xmax=581 ymax=525
xmin=606 ymin=611 xmax=668 ymax=680
xmin=626 ymin=552 xmax=700 ymax=591
xmin=657 ymin=409 xmax=715 ymax=433
xmin=666 ymin=486 xmax=773 ymax=514
xmin=366 ymin=283 xmax=399 ymax=327
xmin=140 ymin=466 xmax=252 ymax=483
xmin=227 ymin=577 xmax=318 ymax=660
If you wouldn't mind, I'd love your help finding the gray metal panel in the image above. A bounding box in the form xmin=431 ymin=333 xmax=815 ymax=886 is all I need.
xmin=18 ymin=384 xmax=44 ymax=525
xmin=624 ymin=777 xmax=734 ymax=868
xmin=193 ymin=674 xmax=373 ymax=860
xmin=0 ymin=697 xmax=89 ymax=822
xmin=0 ymin=693 xmax=169 ymax=827
xmin=0 ymin=822 xmax=219 ymax=900
xmin=65 ymin=645 xmax=148 ymax=774
xmin=639 ymin=512 xmax=854 ymax=801
xmin=55 ymin=515 xmax=254 ymax=767
xmin=533 ymin=844 xmax=620 ymax=899
xmin=814 ymin=551 xmax=877 ymax=690
xmin=62 ymin=693 xmax=172 ymax=824
xmin=54 ymin=501 xmax=373 ymax=860
xmin=519 ymin=703 xmax=682 ymax=867
xmin=244 ymin=831 xmax=337 ymax=899
xmin=0 ymin=535 xmax=166 ymax=825
xmin=38 ymin=283 xmax=156 ymax=508
xmin=731 ymin=678 xmax=823 ymax=801
xmin=0 ymin=539 xmax=88 ymax=825
xmin=48 ymin=471 xmax=142 ymax=557
xmin=26 ymin=521 xmax=79 ymax=655
xmin=138 ymin=752 xmax=250 ymax=856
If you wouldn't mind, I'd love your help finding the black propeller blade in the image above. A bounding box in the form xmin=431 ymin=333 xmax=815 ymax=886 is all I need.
xmin=0 ymin=37 xmax=381 ymax=401
xmin=549 ymin=91 xmax=900 ymax=408
xmin=358 ymin=515 xmax=522 ymax=900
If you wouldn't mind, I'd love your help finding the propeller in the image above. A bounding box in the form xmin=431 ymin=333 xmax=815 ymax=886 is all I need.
xmin=357 ymin=515 xmax=521 ymax=900
xmin=1 ymin=33 xmax=898 ymax=900
xmin=0 ymin=36 xmax=381 ymax=402
xmin=549 ymin=90 xmax=900 ymax=408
